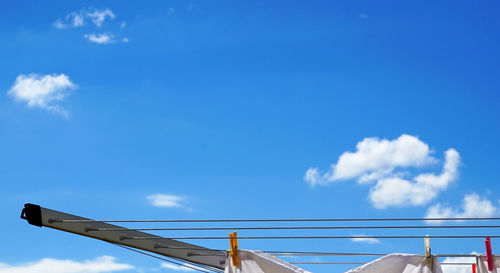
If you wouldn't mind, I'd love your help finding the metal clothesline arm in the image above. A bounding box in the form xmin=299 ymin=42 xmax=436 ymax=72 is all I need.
xmin=20 ymin=203 xmax=226 ymax=270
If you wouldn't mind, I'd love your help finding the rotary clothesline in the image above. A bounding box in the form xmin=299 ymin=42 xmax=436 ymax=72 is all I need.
xmin=21 ymin=204 xmax=500 ymax=273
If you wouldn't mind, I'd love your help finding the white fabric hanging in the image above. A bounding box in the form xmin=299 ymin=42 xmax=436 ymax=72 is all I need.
xmin=344 ymin=253 xmax=443 ymax=273
xmin=476 ymin=255 xmax=500 ymax=273
xmin=224 ymin=250 xmax=311 ymax=273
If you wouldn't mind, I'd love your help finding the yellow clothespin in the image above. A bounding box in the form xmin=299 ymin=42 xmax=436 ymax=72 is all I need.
xmin=425 ymin=235 xmax=433 ymax=272
xmin=229 ymin=231 xmax=240 ymax=267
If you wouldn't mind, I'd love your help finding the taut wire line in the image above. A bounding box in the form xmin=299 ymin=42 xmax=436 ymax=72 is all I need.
xmin=50 ymin=217 xmax=500 ymax=223
xmin=86 ymin=225 xmax=500 ymax=232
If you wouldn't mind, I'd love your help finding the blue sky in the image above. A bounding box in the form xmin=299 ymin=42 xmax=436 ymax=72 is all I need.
xmin=1 ymin=1 xmax=499 ymax=273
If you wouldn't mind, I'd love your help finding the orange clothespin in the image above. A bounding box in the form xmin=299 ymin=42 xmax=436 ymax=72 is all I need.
xmin=229 ymin=232 xmax=240 ymax=267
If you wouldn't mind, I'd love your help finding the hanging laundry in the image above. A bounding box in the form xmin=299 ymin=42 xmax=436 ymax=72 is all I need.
xmin=344 ymin=253 xmax=443 ymax=273
xmin=476 ymin=256 xmax=500 ymax=273
xmin=224 ymin=250 xmax=311 ymax=273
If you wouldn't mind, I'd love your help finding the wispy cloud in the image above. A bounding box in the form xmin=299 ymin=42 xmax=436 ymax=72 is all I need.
xmin=86 ymin=8 xmax=115 ymax=27
xmin=304 ymin=134 xmax=461 ymax=209
xmin=0 ymin=256 xmax=133 ymax=273
xmin=53 ymin=8 xmax=128 ymax=44
xmin=53 ymin=8 xmax=115 ymax=28
xmin=84 ymin=33 xmax=114 ymax=44
xmin=168 ymin=8 xmax=175 ymax=16
xmin=425 ymin=194 xmax=498 ymax=224
xmin=53 ymin=12 xmax=85 ymax=29
xmin=53 ymin=20 xmax=66 ymax=29
xmin=350 ymin=236 xmax=380 ymax=244
xmin=147 ymin=194 xmax=186 ymax=208
xmin=359 ymin=14 xmax=369 ymax=19
xmin=7 ymin=73 xmax=77 ymax=118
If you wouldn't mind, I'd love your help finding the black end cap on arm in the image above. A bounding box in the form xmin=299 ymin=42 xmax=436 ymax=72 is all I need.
xmin=21 ymin=203 xmax=43 ymax=227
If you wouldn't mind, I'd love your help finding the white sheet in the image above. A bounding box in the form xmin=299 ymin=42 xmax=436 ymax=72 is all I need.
xmin=344 ymin=253 xmax=443 ymax=273
xmin=224 ymin=251 xmax=446 ymax=273
xmin=224 ymin=250 xmax=311 ymax=273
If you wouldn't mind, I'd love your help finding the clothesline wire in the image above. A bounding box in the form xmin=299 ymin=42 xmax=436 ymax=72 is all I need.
xmin=164 ymin=251 xmax=498 ymax=258
xmin=51 ymin=217 xmax=500 ymax=223
xmin=113 ymin=244 xmax=223 ymax=273
xmin=87 ymin=225 xmax=500 ymax=232
xmin=154 ymin=247 xmax=388 ymax=256
xmin=121 ymin=235 xmax=500 ymax=240
xmin=165 ymin=248 xmax=481 ymax=257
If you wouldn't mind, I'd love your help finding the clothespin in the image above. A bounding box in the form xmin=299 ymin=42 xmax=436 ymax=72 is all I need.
xmin=472 ymin=264 xmax=476 ymax=273
xmin=485 ymin=237 xmax=494 ymax=271
xmin=425 ymin=235 xmax=433 ymax=272
xmin=229 ymin=232 xmax=240 ymax=267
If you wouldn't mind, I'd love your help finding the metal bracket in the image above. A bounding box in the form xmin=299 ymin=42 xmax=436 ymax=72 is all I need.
xmin=20 ymin=203 xmax=42 ymax=227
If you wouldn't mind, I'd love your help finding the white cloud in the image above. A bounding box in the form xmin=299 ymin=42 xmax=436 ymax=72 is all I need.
xmin=304 ymin=134 xmax=461 ymax=209
xmin=426 ymin=194 xmax=498 ymax=223
xmin=350 ymin=236 xmax=380 ymax=244
xmin=441 ymin=253 xmax=477 ymax=273
xmin=168 ymin=8 xmax=175 ymax=16
xmin=369 ymin=149 xmax=460 ymax=209
xmin=147 ymin=194 xmax=185 ymax=208
xmin=7 ymin=73 xmax=77 ymax=117
xmin=120 ymin=22 xmax=126 ymax=29
xmin=84 ymin=33 xmax=114 ymax=44
xmin=359 ymin=14 xmax=369 ymax=19
xmin=87 ymin=8 xmax=115 ymax=27
xmin=0 ymin=256 xmax=133 ymax=273
xmin=161 ymin=262 xmax=206 ymax=272
xmin=305 ymin=134 xmax=436 ymax=186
